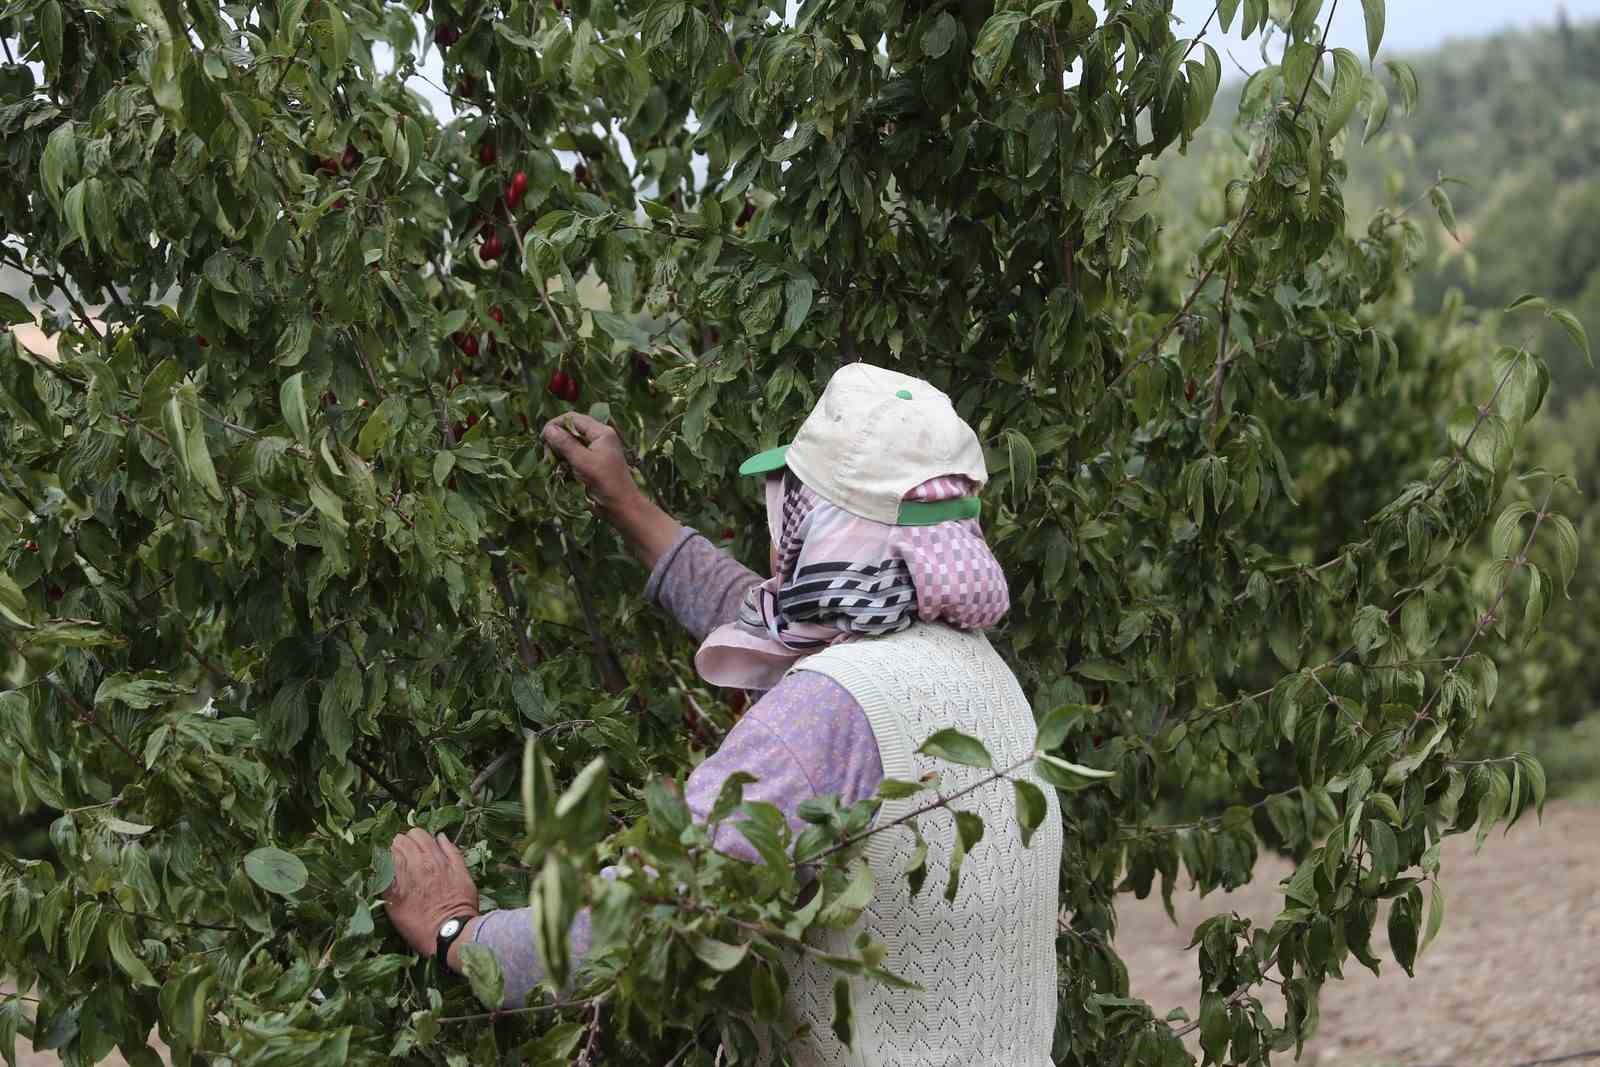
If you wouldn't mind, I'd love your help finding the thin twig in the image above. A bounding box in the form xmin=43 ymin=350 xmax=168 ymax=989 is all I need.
xmin=268 ymin=32 xmax=310 ymax=98
xmin=665 ymin=663 xmax=725 ymax=747
xmin=575 ymin=993 xmax=608 ymax=1066
xmin=42 ymin=674 xmax=141 ymax=766
xmin=1106 ymin=0 xmax=1340 ymax=394
xmin=109 ymin=904 xmax=242 ymax=933
xmin=466 ymin=721 xmax=593 ymax=798
xmin=553 ymin=523 xmax=629 ymax=696
xmin=1207 ymin=267 xmax=1234 ymax=437
xmin=812 ymin=754 xmax=1035 ymax=864
xmin=495 ymin=197 xmax=570 ymax=343
xmin=435 ymin=991 xmax=608 ymax=1025
xmin=480 ymin=537 xmax=540 ymax=671
xmin=706 ymin=0 xmax=746 ymax=76
xmin=348 ymin=749 xmax=408 ymax=804
xmin=1407 ymin=480 xmax=1556 ymax=739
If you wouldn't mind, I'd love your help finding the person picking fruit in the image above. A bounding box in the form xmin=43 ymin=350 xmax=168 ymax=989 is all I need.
xmin=384 ymin=363 xmax=1062 ymax=1066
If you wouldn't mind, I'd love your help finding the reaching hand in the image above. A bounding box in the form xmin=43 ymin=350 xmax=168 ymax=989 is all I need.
xmin=541 ymin=412 xmax=640 ymax=516
xmin=383 ymin=829 xmax=479 ymax=961
xmin=541 ymin=413 xmax=682 ymax=569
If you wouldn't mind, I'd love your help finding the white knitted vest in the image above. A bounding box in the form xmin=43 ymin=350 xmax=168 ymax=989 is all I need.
xmin=778 ymin=623 xmax=1062 ymax=1067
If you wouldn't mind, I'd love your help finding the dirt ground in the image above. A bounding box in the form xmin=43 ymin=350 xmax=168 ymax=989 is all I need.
xmin=8 ymin=800 xmax=1599 ymax=1066
xmin=1118 ymin=798 xmax=1600 ymax=1067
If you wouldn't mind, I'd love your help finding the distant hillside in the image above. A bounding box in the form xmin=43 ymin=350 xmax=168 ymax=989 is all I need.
xmin=1160 ymin=17 xmax=1600 ymax=394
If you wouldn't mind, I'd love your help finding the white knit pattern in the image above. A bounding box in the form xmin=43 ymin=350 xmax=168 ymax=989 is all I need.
xmin=779 ymin=623 xmax=1062 ymax=1067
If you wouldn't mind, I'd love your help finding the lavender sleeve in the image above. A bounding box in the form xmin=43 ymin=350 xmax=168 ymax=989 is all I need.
xmin=470 ymin=671 xmax=886 ymax=1007
xmin=643 ymin=527 xmax=763 ymax=641
xmin=683 ymin=671 xmax=886 ymax=862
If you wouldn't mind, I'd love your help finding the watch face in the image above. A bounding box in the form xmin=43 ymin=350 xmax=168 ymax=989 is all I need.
xmin=438 ymin=918 xmax=462 ymax=940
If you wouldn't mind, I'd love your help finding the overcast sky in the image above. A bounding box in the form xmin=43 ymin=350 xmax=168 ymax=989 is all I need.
xmin=1168 ymin=0 xmax=1600 ymax=69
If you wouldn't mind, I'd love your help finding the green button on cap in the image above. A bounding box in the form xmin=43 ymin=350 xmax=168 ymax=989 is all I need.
xmin=896 ymin=389 xmax=913 ymax=399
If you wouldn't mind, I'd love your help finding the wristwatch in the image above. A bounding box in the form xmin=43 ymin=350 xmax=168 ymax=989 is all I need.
xmin=435 ymin=914 xmax=476 ymax=965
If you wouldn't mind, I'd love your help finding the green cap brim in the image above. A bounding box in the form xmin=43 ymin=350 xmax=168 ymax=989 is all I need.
xmin=738 ymin=444 xmax=791 ymax=477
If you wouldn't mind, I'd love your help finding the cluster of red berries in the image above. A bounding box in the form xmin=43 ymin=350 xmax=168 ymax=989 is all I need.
xmin=547 ymin=369 xmax=580 ymax=402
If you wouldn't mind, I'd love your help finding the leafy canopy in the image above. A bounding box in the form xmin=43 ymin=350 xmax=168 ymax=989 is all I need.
xmin=0 ymin=0 xmax=1588 ymax=1063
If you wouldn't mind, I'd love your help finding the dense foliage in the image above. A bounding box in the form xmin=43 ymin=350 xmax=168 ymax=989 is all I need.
xmin=1166 ymin=16 xmax=1600 ymax=399
xmin=0 ymin=1 xmax=1590 ymax=1065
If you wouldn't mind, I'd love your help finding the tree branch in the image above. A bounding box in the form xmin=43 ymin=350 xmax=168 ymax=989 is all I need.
xmin=554 ymin=523 xmax=629 ymax=697
xmin=1106 ymin=0 xmax=1340 ymax=394
xmin=348 ymin=749 xmax=408 ymax=804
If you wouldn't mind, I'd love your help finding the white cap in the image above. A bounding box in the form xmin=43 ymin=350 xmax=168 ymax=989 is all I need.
xmin=738 ymin=363 xmax=988 ymax=525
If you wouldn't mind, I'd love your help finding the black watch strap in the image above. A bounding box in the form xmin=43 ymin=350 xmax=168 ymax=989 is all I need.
xmin=435 ymin=914 xmax=476 ymax=965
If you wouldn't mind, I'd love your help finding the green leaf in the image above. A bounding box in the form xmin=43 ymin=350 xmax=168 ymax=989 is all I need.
xmin=1198 ymin=990 xmax=1228 ymax=1064
xmin=62 ymin=179 xmax=89 ymax=249
xmin=1517 ymin=752 xmax=1548 ymax=818
xmin=751 ymin=962 xmax=783 ymax=1023
xmin=768 ymin=122 xmax=815 ymax=163
xmin=1012 ymin=779 xmax=1047 ymax=847
xmin=1325 ymin=49 xmax=1363 ymax=139
xmin=875 ymin=777 xmax=934 ymax=801
xmin=0 ymin=996 xmax=20 ymax=1067
xmin=972 ymin=10 xmax=1027 ymax=87
xmin=94 ymin=672 xmax=191 ymax=710
xmin=183 ymin=404 xmax=225 ymax=502
xmin=1549 ymin=308 xmax=1592 ymax=367
xmin=777 ymin=274 xmax=815 ymax=351
xmin=1359 ymin=0 xmax=1384 ymax=59
xmin=1475 ymin=767 xmax=1512 ymax=851
xmin=1429 ymin=186 xmax=1459 ymax=243
xmin=432 ymin=451 xmax=455 ymax=487
xmin=318 ymin=659 xmax=361 ymax=763
xmin=916 ymin=728 xmax=992 ymax=769
xmin=1034 ymin=753 xmax=1115 ymax=790
xmin=831 ymin=975 xmax=853 ymax=1048
xmin=1388 ymin=891 xmax=1418 ymax=976
xmin=903 ymin=825 xmax=929 ymax=899
xmin=944 ymin=810 xmax=985 ymax=902
xmin=590 ymin=310 xmax=652 ymax=350
xmin=0 ymin=293 xmax=33 ymax=326
xmin=1073 ymin=659 xmax=1131 ymax=683
xmin=280 ymin=371 xmax=311 ymax=447
xmin=306 ymin=472 xmax=348 ymax=532
xmin=1035 ymin=703 xmax=1090 ymax=751
xmin=66 ymin=899 xmax=101 ymax=972
xmin=1420 ymin=880 xmax=1445 ymax=958
xmin=691 ymin=936 xmax=749 ymax=972
xmin=553 ymin=755 xmax=609 ymax=847
xmin=1362 ymin=75 xmax=1391 ymax=143
xmin=41 ymin=122 xmax=76 ymax=207
xmin=818 ymin=861 xmax=874 ymax=928
xmin=275 ymin=314 xmax=313 ymax=367
xmin=1547 ymin=513 xmax=1578 ymax=596
xmin=108 ymin=917 xmax=158 ymax=988
xmin=0 ymin=572 xmax=33 ymax=629
xmin=458 ymin=943 xmax=505 ymax=1009
xmin=243 ymin=847 xmax=308 ymax=896
xmin=921 ymin=12 xmax=959 ymax=58
xmin=1384 ymin=58 xmax=1419 ymax=112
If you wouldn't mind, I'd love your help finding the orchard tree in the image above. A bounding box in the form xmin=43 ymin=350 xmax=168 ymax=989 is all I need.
xmin=0 ymin=0 xmax=1590 ymax=1064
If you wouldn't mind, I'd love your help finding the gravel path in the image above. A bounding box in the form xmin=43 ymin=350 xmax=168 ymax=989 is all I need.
xmin=1118 ymin=798 xmax=1600 ymax=1066
xmin=8 ymin=800 xmax=1599 ymax=1066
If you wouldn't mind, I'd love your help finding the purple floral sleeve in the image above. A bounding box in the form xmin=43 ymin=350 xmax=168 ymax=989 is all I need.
xmin=684 ymin=671 xmax=885 ymax=863
xmin=469 ymin=904 xmax=595 ymax=1009
xmin=466 ymin=530 xmax=884 ymax=1009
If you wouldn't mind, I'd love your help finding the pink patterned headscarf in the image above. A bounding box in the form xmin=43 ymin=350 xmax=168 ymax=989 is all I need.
xmin=694 ymin=471 xmax=1010 ymax=690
